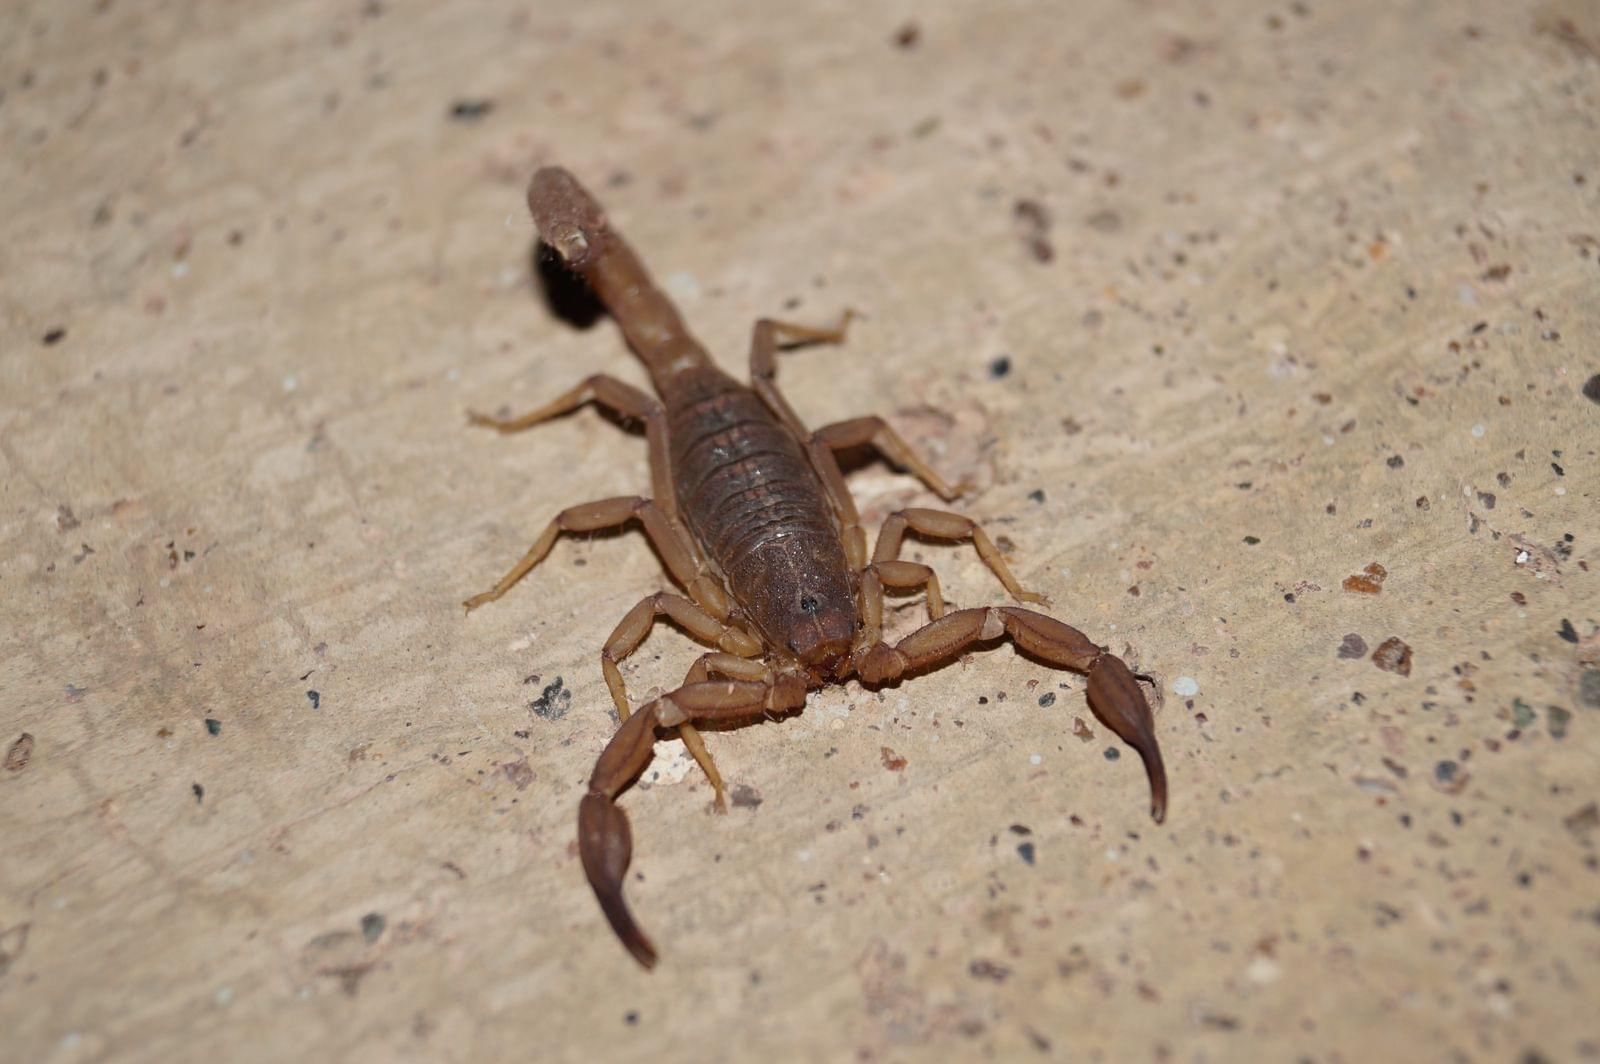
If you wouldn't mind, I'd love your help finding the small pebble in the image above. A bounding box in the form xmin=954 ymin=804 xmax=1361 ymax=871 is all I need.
xmin=1371 ymin=637 xmax=1413 ymax=676
xmin=1337 ymin=634 xmax=1368 ymax=659
xmin=1172 ymin=676 xmax=1199 ymax=697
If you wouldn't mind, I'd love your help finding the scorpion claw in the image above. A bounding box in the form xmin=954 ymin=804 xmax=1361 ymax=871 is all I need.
xmin=1085 ymin=654 xmax=1168 ymax=825
xmin=579 ymin=792 xmax=658 ymax=969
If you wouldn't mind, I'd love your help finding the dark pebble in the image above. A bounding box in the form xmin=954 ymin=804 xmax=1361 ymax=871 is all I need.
xmin=449 ymin=98 xmax=494 ymax=121
xmin=530 ymin=676 xmax=571 ymax=720
xmin=204 ymin=718 xmax=221 ymax=736
xmin=1547 ymin=706 xmax=1571 ymax=740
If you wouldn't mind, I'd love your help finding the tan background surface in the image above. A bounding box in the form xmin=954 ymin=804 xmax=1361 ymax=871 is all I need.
xmin=3 ymin=1 xmax=1598 ymax=1061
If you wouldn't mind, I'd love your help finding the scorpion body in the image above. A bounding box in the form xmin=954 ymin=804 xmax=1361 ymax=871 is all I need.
xmin=666 ymin=375 xmax=856 ymax=675
xmin=466 ymin=168 xmax=1167 ymax=967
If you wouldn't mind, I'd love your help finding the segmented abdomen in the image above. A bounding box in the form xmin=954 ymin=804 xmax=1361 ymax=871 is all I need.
xmin=669 ymin=384 xmax=835 ymax=567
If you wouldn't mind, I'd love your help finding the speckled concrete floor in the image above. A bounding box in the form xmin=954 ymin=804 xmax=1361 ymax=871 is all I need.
xmin=3 ymin=1 xmax=1597 ymax=1061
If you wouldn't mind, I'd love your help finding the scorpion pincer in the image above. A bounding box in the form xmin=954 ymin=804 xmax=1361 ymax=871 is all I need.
xmin=465 ymin=167 xmax=1168 ymax=968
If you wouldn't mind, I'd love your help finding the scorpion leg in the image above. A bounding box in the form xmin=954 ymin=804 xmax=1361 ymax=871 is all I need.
xmin=873 ymin=508 xmax=1050 ymax=607
xmin=855 ymin=606 xmax=1166 ymax=824
xmin=748 ymin=312 xmax=966 ymax=502
xmin=748 ymin=312 xmax=857 ymax=438
xmin=812 ymin=417 xmax=965 ymax=502
xmin=601 ymin=593 xmax=762 ymax=810
xmin=464 ymin=495 xmax=729 ymax=616
xmin=602 ymin=593 xmax=762 ymax=719
xmin=582 ymin=676 xmax=808 ymax=968
xmin=467 ymin=374 xmax=678 ymax=518
xmin=856 ymin=560 xmax=944 ymax=654
xmin=683 ymin=652 xmax=773 ymax=684
xmin=674 ymin=654 xmax=782 ymax=807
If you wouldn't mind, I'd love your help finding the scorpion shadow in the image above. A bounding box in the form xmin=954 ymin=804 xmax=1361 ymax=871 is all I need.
xmin=532 ymin=239 xmax=605 ymax=330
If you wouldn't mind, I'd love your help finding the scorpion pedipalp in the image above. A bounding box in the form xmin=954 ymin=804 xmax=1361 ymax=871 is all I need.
xmin=578 ymin=791 xmax=656 ymax=969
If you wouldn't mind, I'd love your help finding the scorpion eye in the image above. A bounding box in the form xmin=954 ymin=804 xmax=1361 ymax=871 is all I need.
xmin=799 ymin=595 xmax=819 ymax=614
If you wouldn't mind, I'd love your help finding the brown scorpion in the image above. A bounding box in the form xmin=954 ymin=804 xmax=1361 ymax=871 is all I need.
xmin=465 ymin=167 xmax=1167 ymax=968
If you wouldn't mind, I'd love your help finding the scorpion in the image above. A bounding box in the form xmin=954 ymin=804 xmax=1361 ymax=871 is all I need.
xmin=465 ymin=167 xmax=1168 ymax=968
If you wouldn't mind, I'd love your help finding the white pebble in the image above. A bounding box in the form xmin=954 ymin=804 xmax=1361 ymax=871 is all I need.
xmin=282 ymin=374 xmax=298 ymax=393
xmin=1172 ymin=676 xmax=1200 ymax=697
xmin=1247 ymin=956 xmax=1282 ymax=984
xmin=1029 ymin=753 xmax=1042 ymax=765
xmin=1470 ymin=423 xmax=1485 ymax=438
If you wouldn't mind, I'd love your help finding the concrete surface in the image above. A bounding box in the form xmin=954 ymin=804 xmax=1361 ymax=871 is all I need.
xmin=2 ymin=1 xmax=1598 ymax=1061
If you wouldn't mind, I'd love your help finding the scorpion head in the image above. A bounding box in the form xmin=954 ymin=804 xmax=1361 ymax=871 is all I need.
xmin=735 ymin=569 xmax=853 ymax=683
xmin=725 ymin=525 xmax=860 ymax=683
xmin=779 ymin=585 xmax=857 ymax=684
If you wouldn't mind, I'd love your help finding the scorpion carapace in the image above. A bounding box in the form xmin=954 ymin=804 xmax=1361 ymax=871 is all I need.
xmin=466 ymin=166 xmax=1168 ymax=968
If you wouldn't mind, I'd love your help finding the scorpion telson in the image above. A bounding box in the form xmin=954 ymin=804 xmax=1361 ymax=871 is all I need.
xmin=465 ymin=167 xmax=1168 ymax=968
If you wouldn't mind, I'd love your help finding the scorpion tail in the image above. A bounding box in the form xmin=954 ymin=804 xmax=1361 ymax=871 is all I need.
xmin=1085 ymin=653 xmax=1168 ymax=824
xmin=528 ymin=167 xmax=610 ymax=269
xmin=578 ymin=792 xmax=658 ymax=969
xmin=527 ymin=166 xmax=714 ymax=388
